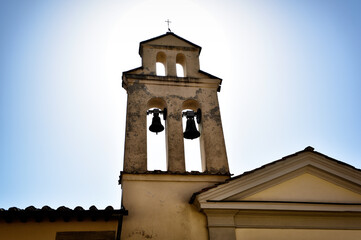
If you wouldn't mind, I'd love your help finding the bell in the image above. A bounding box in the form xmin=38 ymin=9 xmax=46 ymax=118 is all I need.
xmin=149 ymin=112 xmax=164 ymax=134
xmin=183 ymin=117 xmax=200 ymax=140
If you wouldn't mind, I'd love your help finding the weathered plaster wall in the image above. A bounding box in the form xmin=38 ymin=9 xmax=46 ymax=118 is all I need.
xmin=121 ymin=173 xmax=229 ymax=240
xmin=123 ymin=80 xmax=228 ymax=174
xmin=0 ymin=220 xmax=118 ymax=240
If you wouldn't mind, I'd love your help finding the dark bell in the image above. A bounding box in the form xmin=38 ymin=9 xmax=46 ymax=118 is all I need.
xmin=183 ymin=118 xmax=200 ymax=140
xmin=149 ymin=113 xmax=164 ymax=134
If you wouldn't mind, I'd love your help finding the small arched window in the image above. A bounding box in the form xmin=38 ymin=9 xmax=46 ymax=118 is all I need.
xmin=156 ymin=52 xmax=167 ymax=76
xmin=176 ymin=53 xmax=186 ymax=77
xmin=176 ymin=64 xmax=184 ymax=77
xmin=156 ymin=62 xmax=165 ymax=76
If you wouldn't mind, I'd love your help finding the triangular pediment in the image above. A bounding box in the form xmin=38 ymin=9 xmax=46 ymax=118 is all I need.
xmin=140 ymin=32 xmax=201 ymax=50
xmin=228 ymin=172 xmax=361 ymax=203
xmin=193 ymin=148 xmax=361 ymax=208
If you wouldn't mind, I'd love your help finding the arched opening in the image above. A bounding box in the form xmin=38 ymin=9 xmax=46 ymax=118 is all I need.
xmin=176 ymin=53 xmax=186 ymax=77
xmin=156 ymin=63 xmax=165 ymax=76
xmin=176 ymin=64 xmax=184 ymax=77
xmin=182 ymin=110 xmax=201 ymax=172
xmin=156 ymin=52 xmax=167 ymax=76
xmin=182 ymin=99 xmax=202 ymax=172
xmin=147 ymin=98 xmax=167 ymax=171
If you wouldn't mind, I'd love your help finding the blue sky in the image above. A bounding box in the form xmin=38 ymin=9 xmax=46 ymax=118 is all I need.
xmin=1 ymin=0 xmax=360 ymax=209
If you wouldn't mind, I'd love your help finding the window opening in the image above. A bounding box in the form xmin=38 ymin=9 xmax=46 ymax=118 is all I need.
xmin=147 ymin=108 xmax=166 ymax=171
xmin=182 ymin=109 xmax=202 ymax=172
xmin=156 ymin=52 xmax=167 ymax=76
xmin=176 ymin=53 xmax=186 ymax=77
xmin=156 ymin=62 xmax=166 ymax=76
xmin=176 ymin=64 xmax=184 ymax=77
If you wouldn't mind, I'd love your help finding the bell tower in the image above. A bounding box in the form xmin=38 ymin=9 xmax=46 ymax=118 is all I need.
xmin=122 ymin=32 xmax=229 ymax=174
xmin=120 ymin=32 xmax=230 ymax=239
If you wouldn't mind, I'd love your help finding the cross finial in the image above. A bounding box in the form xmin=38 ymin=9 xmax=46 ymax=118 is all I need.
xmin=165 ymin=19 xmax=172 ymax=32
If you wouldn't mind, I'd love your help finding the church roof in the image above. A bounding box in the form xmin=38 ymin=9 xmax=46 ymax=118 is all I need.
xmin=0 ymin=205 xmax=128 ymax=223
xmin=190 ymin=146 xmax=361 ymax=204
xmin=138 ymin=32 xmax=202 ymax=56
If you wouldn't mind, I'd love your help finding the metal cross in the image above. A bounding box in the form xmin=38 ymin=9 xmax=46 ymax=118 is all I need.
xmin=165 ymin=19 xmax=172 ymax=32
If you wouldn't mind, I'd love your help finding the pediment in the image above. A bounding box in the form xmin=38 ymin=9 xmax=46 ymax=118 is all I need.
xmin=228 ymin=171 xmax=361 ymax=203
xmin=139 ymin=32 xmax=201 ymax=54
xmin=193 ymin=148 xmax=361 ymax=208
xmin=144 ymin=34 xmax=195 ymax=48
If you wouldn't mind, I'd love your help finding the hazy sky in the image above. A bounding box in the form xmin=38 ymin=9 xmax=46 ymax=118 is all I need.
xmin=1 ymin=0 xmax=360 ymax=209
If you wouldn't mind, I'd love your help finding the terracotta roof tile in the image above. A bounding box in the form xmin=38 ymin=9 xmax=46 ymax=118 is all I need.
xmin=0 ymin=205 xmax=127 ymax=223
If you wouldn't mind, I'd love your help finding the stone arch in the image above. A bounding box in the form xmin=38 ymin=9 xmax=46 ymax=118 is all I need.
xmin=147 ymin=97 xmax=167 ymax=110
xmin=182 ymin=99 xmax=200 ymax=111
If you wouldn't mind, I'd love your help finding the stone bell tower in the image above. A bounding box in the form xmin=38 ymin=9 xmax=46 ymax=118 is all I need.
xmin=120 ymin=32 xmax=230 ymax=239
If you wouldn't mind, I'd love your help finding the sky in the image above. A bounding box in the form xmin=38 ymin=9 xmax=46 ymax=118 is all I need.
xmin=1 ymin=0 xmax=360 ymax=210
